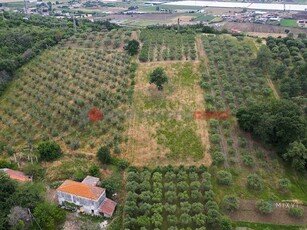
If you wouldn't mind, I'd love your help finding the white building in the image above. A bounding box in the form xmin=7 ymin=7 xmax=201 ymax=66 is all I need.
xmin=56 ymin=176 xmax=117 ymax=217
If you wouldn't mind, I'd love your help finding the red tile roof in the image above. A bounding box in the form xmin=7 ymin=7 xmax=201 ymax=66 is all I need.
xmin=56 ymin=180 xmax=105 ymax=200
xmin=0 ymin=168 xmax=32 ymax=182
xmin=99 ymin=198 xmax=117 ymax=217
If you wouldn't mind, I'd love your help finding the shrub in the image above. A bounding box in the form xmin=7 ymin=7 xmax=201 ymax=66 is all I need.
xmin=246 ymin=173 xmax=263 ymax=191
xmin=88 ymin=164 xmax=100 ymax=177
xmin=69 ymin=139 xmax=80 ymax=150
xmin=73 ymin=170 xmax=86 ymax=182
xmin=207 ymin=209 xmax=222 ymax=226
xmin=256 ymin=199 xmax=274 ymax=214
xmin=278 ymin=178 xmax=291 ymax=192
xmin=180 ymin=213 xmax=191 ymax=225
xmin=217 ymin=170 xmax=232 ymax=186
xmin=242 ymin=154 xmax=255 ymax=167
xmin=97 ymin=146 xmax=111 ymax=164
xmin=256 ymin=38 xmax=262 ymax=43
xmin=0 ymin=160 xmax=17 ymax=170
xmin=100 ymin=177 xmax=121 ymax=197
xmin=37 ymin=141 xmax=62 ymax=161
xmin=212 ymin=151 xmax=225 ymax=165
xmin=220 ymin=217 xmax=232 ymax=230
xmin=221 ymin=195 xmax=240 ymax=212
xmin=117 ymin=159 xmax=130 ymax=171
xmin=287 ymin=207 xmax=304 ymax=218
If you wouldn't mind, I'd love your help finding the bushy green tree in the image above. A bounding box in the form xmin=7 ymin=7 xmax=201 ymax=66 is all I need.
xmin=0 ymin=172 xmax=17 ymax=230
xmin=8 ymin=182 xmax=45 ymax=210
xmin=255 ymin=45 xmax=273 ymax=72
xmin=278 ymin=178 xmax=291 ymax=192
xmin=236 ymin=100 xmax=306 ymax=163
xmin=37 ymin=141 xmax=62 ymax=161
xmin=126 ymin=40 xmax=140 ymax=56
xmin=88 ymin=164 xmax=100 ymax=177
xmin=221 ymin=195 xmax=240 ymax=212
xmin=217 ymin=170 xmax=232 ymax=186
xmin=33 ymin=202 xmax=66 ymax=230
xmin=149 ymin=67 xmax=168 ymax=90
xmin=100 ymin=177 xmax=121 ymax=197
xmin=246 ymin=174 xmax=263 ymax=191
xmin=220 ymin=217 xmax=232 ymax=230
xmin=283 ymin=141 xmax=307 ymax=171
xmin=288 ymin=207 xmax=304 ymax=218
xmin=97 ymin=146 xmax=111 ymax=164
xmin=23 ymin=163 xmax=45 ymax=180
xmin=193 ymin=213 xmax=206 ymax=226
xmin=207 ymin=209 xmax=222 ymax=226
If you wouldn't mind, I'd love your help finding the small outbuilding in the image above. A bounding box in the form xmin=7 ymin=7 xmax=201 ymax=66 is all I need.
xmin=0 ymin=168 xmax=32 ymax=182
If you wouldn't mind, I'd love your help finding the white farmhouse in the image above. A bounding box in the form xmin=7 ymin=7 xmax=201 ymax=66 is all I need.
xmin=56 ymin=176 xmax=117 ymax=217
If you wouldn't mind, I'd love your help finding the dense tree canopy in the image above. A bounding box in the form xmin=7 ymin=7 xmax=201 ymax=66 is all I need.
xmin=283 ymin=141 xmax=307 ymax=171
xmin=0 ymin=12 xmax=119 ymax=96
xmin=255 ymin=45 xmax=273 ymax=72
xmin=237 ymin=100 xmax=307 ymax=170
xmin=33 ymin=202 xmax=66 ymax=230
xmin=0 ymin=173 xmax=48 ymax=230
xmin=0 ymin=172 xmax=17 ymax=230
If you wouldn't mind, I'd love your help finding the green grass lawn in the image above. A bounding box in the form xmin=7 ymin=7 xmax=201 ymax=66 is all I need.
xmin=192 ymin=15 xmax=215 ymax=22
xmin=280 ymin=19 xmax=297 ymax=28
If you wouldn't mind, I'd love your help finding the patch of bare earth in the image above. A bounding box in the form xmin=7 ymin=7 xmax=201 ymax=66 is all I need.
xmin=247 ymin=32 xmax=287 ymax=38
xmin=222 ymin=22 xmax=306 ymax=36
xmin=122 ymin=61 xmax=211 ymax=167
xmin=229 ymin=200 xmax=307 ymax=226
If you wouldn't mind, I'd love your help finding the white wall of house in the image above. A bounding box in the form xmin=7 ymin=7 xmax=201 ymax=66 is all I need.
xmin=57 ymin=191 xmax=106 ymax=215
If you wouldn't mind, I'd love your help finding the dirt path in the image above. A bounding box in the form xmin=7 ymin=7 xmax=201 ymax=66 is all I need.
xmin=131 ymin=31 xmax=139 ymax=41
xmin=229 ymin=200 xmax=307 ymax=226
xmin=266 ymin=76 xmax=280 ymax=99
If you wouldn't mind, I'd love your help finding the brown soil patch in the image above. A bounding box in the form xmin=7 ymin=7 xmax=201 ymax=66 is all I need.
xmin=229 ymin=200 xmax=307 ymax=226
xmin=105 ymin=13 xmax=181 ymax=21
xmin=247 ymin=32 xmax=287 ymax=38
xmin=131 ymin=31 xmax=139 ymax=41
xmin=222 ymin=22 xmax=306 ymax=36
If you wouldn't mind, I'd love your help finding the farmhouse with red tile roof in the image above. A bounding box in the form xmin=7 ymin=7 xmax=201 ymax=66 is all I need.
xmin=0 ymin=168 xmax=32 ymax=182
xmin=56 ymin=176 xmax=117 ymax=217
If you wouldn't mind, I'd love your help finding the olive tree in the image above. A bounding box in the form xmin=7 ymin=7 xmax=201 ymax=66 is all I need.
xmin=149 ymin=67 xmax=168 ymax=91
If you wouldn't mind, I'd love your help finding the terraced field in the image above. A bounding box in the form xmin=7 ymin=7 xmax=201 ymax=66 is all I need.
xmin=0 ymin=33 xmax=135 ymax=152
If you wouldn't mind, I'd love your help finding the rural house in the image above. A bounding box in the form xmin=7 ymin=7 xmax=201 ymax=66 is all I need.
xmin=0 ymin=168 xmax=32 ymax=182
xmin=56 ymin=176 xmax=117 ymax=217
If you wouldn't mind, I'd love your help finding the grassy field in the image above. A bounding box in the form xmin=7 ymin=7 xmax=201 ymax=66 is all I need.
xmin=280 ymin=19 xmax=297 ymax=28
xmin=123 ymin=61 xmax=211 ymax=167
xmin=192 ymin=14 xmax=215 ymax=22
